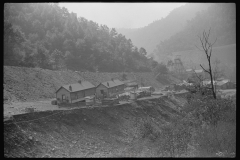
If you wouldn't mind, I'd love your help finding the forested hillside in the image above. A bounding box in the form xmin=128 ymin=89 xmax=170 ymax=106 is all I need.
xmin=154 ymin=3 xmax=236 ymax=56
xmin=4 ymin=3 xmax=155 ymax=72
xmin=116 ymin=3 xmax=211 ymax=54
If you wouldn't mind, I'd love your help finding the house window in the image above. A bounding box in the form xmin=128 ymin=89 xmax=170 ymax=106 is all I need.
xmin=101 ymin=90 xmax=104 ymax=94
xmin=62 ymin=95 xmax=66 ymax=100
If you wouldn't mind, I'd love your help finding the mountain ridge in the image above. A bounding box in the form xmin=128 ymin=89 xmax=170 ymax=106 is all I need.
xmin=116 ymin=3 xmax=212 ymax=54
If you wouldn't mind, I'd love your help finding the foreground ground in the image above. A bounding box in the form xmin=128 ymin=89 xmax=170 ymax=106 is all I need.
xmin=4 ymin=93 xmax=191 ymax=157
xmin=4 ymin=90 xmax=235 ymax=158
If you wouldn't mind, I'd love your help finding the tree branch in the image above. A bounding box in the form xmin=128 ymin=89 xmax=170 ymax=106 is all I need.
xmin=193 ymin=70 xmax=203 ymax=83
xmin=200 ymin=64 xmax=210 ymax=74
xmin=194 ymin=44 xmax=203 ymax=51
xmin=212 ymin=37 xmax=217 ymax=46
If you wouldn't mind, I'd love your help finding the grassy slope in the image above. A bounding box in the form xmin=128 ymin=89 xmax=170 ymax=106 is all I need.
xmin=4 ymin=66 xmax=164 ymax=103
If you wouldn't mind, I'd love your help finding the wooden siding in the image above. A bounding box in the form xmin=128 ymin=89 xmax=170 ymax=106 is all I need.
xmin=96 ymin=84 xmax=108 ymax=98
xmin=84 ymin=88 xmax=96 ymax=97
xmin=70 ymin=88 xmax=96 ymax=103
xmin=108 ymin=84 xmax=125 ymax=97
xmin=57 ymin=87 xmax=96 ymax=104
xmin=56 ymin=87 xmax=71 ymax=103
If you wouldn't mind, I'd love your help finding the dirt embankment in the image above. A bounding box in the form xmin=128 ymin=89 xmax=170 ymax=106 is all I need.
xmin=4 ymin=66 xmax=164 ymax=103
xmin=4 ymin=94 xmax=190 ymax=158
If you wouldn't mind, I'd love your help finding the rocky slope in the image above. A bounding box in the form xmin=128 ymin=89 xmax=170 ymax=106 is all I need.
xmin=4 ymin=66 xmax=167 ymax=103
xmin=4 ymin=94 xmax=192 ymax=158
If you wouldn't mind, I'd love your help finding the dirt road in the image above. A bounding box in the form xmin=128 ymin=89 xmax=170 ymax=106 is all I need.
xmin=4 ymin=90 xmax=189 ymax=118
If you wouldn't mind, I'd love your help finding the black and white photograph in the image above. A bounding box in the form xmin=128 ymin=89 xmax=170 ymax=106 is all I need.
xmin=4 ymin=2 xmax=236 ymax=157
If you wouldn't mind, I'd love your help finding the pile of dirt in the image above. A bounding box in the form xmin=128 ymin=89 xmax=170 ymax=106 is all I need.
xmin=4 ymin=95 xmax=190 ymax=158
xmin=4 ymin=66 xmax=164 ymax=103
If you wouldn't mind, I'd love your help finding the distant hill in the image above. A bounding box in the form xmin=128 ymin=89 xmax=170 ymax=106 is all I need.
xmin=152 ymin=3 xmax=236 ymax=82
xmin=154 ymin=3 xmax=236 ymax=57
xmin=116 ymin=3 xmax=211 ymax=54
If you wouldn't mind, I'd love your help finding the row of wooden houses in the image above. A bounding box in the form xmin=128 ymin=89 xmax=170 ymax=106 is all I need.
xmin=55 ymin=79 xmax=137 ymax=105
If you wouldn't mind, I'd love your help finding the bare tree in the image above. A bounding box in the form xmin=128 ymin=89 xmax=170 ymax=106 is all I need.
xmin=196 ymin=29 xmax=217 ymax=99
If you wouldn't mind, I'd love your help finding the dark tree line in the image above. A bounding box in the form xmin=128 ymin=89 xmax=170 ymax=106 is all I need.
xmin=4 ymin=3 xmax=157 ymax=72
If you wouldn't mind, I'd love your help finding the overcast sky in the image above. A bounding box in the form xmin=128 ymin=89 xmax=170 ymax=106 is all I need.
xmin=58 ymin=3 xmax=186 ymax=29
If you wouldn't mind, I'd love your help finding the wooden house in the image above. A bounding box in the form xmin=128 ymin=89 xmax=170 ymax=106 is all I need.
xmin=56 ymin=80 xmax=95 ymax=104
xmin=96 ymin=79 xmax=125 ymax=98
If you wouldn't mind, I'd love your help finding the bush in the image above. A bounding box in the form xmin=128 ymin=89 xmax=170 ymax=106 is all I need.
xmin=181 ymin=88 xmax=236 ymax=157
xmin=156 ymin=121 xmax=192 ymax=157
xmin=195 ymin=121 xmax=236 ymax=157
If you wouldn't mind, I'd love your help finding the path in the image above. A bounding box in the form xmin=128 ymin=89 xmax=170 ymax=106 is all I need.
xmin=4 ymin=90 xmax=189 ymax=118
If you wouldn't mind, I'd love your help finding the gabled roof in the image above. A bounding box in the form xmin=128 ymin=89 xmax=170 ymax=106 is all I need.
xmin=100 ymin=79 xmax=124 ymax=88
xmin=56 ymin=81 xmax=95 ymax=93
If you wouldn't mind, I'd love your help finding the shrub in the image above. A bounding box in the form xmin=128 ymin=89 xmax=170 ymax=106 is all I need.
xmin=181 ymin=88 xmax=236 ymax=157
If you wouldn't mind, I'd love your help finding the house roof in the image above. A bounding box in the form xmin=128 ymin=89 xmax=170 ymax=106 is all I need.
xmin=216 ymin=79 xmax=230 ymax=86
xmin=202 ymin=80 xmax=215 ymax=85
xmin=203 ymin=79 xmax=230 ymax=86
xmin=100 ymin=79 xmax=124 ymax=88
xmin=125 ymin=82 xmax=138 ymax=87
xmin=194 ymin=69 xmax=203 ymax=73
xmin=56 ymin=81 xmax=95 ymax=93
xmin=186 ymin=69 xmax=193 ymax=72
xmin=122 ymin=79 xmax=135 ymax=84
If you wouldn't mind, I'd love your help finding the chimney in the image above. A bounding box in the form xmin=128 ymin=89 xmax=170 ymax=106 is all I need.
xmin=78 ymin=80 xmax=81 ymax=84
xmin=107 ymin=82 xmax=109 ymax=86
xmin=69 ymin=85 xmax=72 ymax=91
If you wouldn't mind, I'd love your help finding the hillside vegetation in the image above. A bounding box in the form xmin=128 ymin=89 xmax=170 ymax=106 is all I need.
xmin=4 ymin=66 xmax=168 ymax=103
xmin=154 ymin=3 xmax=235 ymax=56
xmin=116 ymin=3 xmax=211 ymax=54
xmin=4 ymin=3 xmax=155 ymax=72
